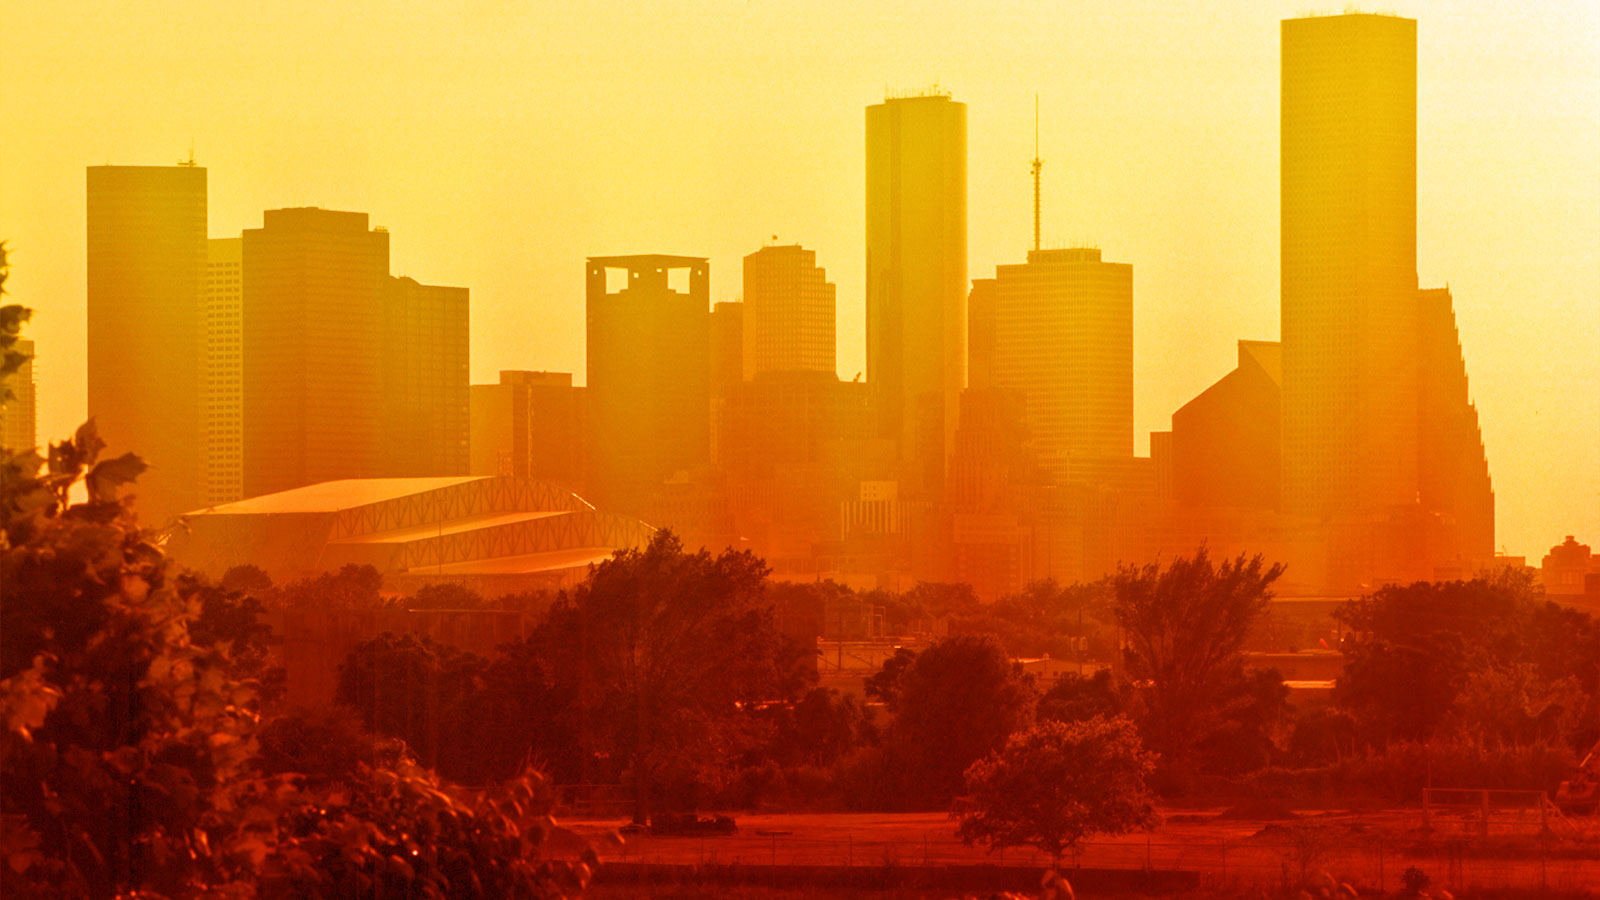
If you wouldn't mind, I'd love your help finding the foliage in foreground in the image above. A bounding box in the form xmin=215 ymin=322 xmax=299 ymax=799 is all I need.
xmin=954 ymin=715 xmax=1157 ymax=866
xmin=0 ymin=421 xmax=594 ymax=899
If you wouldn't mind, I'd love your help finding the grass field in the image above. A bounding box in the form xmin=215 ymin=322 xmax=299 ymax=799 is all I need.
xmin=565 ymin=807 xmax=1600 ymax=895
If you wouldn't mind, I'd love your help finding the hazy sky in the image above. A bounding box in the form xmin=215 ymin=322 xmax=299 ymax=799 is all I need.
xmin=3 ymin=0 xmax=1596 ymax=558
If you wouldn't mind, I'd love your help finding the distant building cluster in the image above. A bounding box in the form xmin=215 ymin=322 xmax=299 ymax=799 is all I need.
xmin=72 ymin=13 xmax=1569 ymax=597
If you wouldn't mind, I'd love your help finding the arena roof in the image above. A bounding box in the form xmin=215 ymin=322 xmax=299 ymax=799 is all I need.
xmin=196 ymin=477 xmax=488 ymax=516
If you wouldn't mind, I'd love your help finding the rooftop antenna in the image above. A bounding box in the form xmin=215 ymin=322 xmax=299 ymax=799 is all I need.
xmin=1031 ymin=95 xmax=1042 ymax=253
xmin=178 ymin=138 xmax=196 ymax=167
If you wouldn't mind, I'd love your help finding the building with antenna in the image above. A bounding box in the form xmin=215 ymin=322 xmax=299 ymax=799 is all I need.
xmin=966 ymin=106 xmax=1133 ymax=484
xmin=969 ymin=248 xmax=1133 ymax=485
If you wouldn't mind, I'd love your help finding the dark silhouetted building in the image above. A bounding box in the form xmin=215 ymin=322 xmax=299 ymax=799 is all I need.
xmin=709 ymin=300 xmax=743 ymax=464
xmin=1417 ymin=285 xmax=1494 ymax=566
xmin=585 ymin=254 xmax=710 ymax=516
xmin=946 ymin=387 xmax=1041 ymax=600
xmin=1542 ymin=536 xmax=1599 ymax=598
xmin=1171 ymin=340 xmax=1281 ymax=511
xmin=470 ymin=370 xmax=585 ymax=490
xmin=87 ymin=164 xmax=206 ymax=521
xmin=866 ymin=92 xmax=967 ymax=498
xmin=243 ymin=208 xmax=389 ymax=497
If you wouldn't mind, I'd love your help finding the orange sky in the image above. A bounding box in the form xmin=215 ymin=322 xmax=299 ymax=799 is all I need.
xmin=2 ymin=0 xmax=1595 ymax=558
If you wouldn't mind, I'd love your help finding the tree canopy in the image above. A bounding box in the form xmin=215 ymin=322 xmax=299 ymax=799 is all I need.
xmin=0 ymin=417 xmax=595 ymax=899
xmin=575 ymin=529 xmax=812 ymax=822
xmin=885 ymin=633 xmax=1036 ymax=808
xmin=955 ymin=715 xmax=1157 ymax=866
xmin=1114 ymin=548 xmax=1284 ymax=786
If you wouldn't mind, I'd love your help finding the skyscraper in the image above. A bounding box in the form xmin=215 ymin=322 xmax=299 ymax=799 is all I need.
xmin=470 ymin=370 xmax=585 ymax=488
xmin=380 ymin=275 xmax=469 ymax=477
xmin=1416 ymin=286 xmax=1494 ymax=564
xmin=86 ymin=164 xmax=206 ymax=522
xmin=242 ymin=207 xmax=389 ymax=497
xmin=1280 ymin=13 xmax=1419 ymax=520
xmin=0 ymin=339 xmax=36 ymax=452
xmin=973 ymin=247 xmax=1134 ymax=484
xmin=1281 ymin=13 xmax=1493 ymax=584
xmin=202 ymin=237 xmax=243 ymax=505
xmin=585 ymin=254 xmax=710 ymax=515
xmin=742 ymin=243 xmax=836 ymax=379
xmin=865 ymin=92 xmax=967 ymax=497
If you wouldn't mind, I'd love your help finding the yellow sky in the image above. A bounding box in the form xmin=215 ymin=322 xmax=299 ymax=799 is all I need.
xmin=2 ymin=0 xmax=1595 ymax=558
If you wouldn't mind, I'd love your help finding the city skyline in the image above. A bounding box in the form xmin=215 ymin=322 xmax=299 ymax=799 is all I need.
xmin=2 ymin=1 xmax=1595 ymax=557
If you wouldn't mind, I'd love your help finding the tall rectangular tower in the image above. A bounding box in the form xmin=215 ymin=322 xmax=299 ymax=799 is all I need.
xmin=1281 ymin=14 xmax=1419 ymax=520
xmin=202 ymin=237 xmax=243 ymax=505
xmin=980 ymin=247 xmax=1134 ymax=483
xmin=742 ymin=243 xmax=836 ymax=379
xmin=866 ymin=93 xmax=967 ymax=498
xmin=86 ymin=164 xmax=206 ymax=522
xmin=585 ymin=255 xmax=710 ymax=515
xmin=242 ymin=207 xmax=389 ymax=497
xmin=380 ymin=276 xmax=469 ymax=477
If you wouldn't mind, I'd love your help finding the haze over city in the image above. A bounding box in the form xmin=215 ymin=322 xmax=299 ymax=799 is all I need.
xmin=2 ymin=0 xmax=1596 ymax=558
xmin=10 ymin=4 xmax=1600 ymax=899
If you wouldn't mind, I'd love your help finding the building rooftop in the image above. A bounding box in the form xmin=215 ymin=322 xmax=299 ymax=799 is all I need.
xmin=586 ymin=254 xmax=708 ymax=266
xmin=190 ymin=476 xmax=488 ymax=516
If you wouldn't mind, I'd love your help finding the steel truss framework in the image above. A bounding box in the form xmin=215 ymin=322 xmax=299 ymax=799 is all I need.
xmin=173 ymin=475 xmax=651 ymax=580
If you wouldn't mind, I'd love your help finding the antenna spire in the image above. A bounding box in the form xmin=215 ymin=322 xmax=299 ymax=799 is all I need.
xmin=1031 ymin=95 xmax=1042 ymax=253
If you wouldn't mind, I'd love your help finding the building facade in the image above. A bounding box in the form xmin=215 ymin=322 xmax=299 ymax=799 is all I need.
xmin=585 ymin=254 xmax=710 ymax=516
xmin=202 ymin=237 xmax=244 ymax=505
xmin=86 ymin=164 xmax=206 ymax=522
xmin=242 ymin=207 xmax=389 ymax=498
xmin=975 ymin=247 xmax=1133 ymax=484
xmin=866 ymin=93 xmax=967 ymax=498
xmin=1281 ymin=14 xmax=1420 ymax=521
xmin=742 ymin=243 xmax=836 ymax=379
xmin=470 ymin=370 xmax=585 ymax=489
xmin=1280 ymin=14 xmax=1493 ymax=586
xmin=380 ymin=276 xmax=470 ymax=477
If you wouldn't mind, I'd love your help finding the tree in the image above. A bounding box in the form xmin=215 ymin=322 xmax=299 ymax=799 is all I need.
xmin=221 ymin=563 xmax=274 ymax=594
xmin=269 ymin=563 xmax=385 ymax=611
xmin=959 ymin=578 xmax=1117 ymax=662
xmin=955 ymin=716 xmax=1157 ymax=868
xmin=335 ymin=631 xmax=490 ymax=782
xmin=886 ymin=633 xmax=1036 ymax=807
xmin=1037 ymin=669 xmax=1125 ymax=725
xmin=1332 ymin=573 xmax=1592 ymax=749
xmin=578 ymin=529 xmax=808 ymax=823
xmin=401 ymin=581 xmax=489 ymax=611
xmin=863 ymin=646 xmax=917 ymax=711
xmin=473 ymin=625 xmax=586 ymax=784
xmin=0 ymin=417 xmax=594 ymax=898
xmin=1114 ymin=548 xmax=1283 ymax=785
